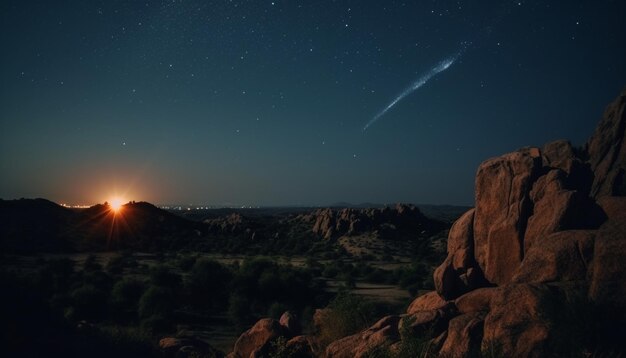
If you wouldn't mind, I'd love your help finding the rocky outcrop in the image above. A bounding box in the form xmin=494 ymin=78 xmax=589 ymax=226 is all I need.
xmin=473 ymin=147 xmax=542 ymax=284
xmin=228 ymin=312 xmax=314 ymax=358
xmin=325 ymin=315 xmax=401 ymax=358
xmin=481 ymin=284 xmax=556 ymax=357
xmin=229 ymin=89 xmax=626 ymax=357
xmin=589 ymin=216 xmax=626 ymax=319
xmin=453 ymin=287 xmax=496 ymax=314
xmin=586 ymin=89 xmax=626 ymax=198
xmin=307 ymin=204 xmax=443 ymax=240
xmin=513 ymin=230 xmax=595 ymax=283
xmin=433 ymin=209 xmax=485 ymax=299
xmin=229 ymin=318 xmax=289 ymax=358
xmin=316 ymin=89 xmax=626 ymax=358
xmin=406 ymin=290 xmax=447 ymax=314
xmin=438 ymin=312 xmax=484 ymax=358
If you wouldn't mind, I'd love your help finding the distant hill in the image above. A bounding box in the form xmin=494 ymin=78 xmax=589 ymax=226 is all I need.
xmin=0 ymin=199 xmax=459 ymax=254
xmin=0 ymin=198 xmax=75 ymax=252
xmin=0 ymin=199 xmax=202 ymax=253
xmin=328 ymin=202 xmax=471 ymax=223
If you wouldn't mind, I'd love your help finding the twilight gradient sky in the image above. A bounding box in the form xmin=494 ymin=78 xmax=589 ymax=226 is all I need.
xmin=1 ymin=0 xmax=625 ymax=206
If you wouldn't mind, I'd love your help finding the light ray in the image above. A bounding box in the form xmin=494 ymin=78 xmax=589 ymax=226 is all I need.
xmin=363 ymin=52 xmax=461 ymax=131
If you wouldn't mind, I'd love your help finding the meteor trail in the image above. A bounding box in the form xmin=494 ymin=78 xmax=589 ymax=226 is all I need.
xmin=363 ymin=52 xmax=461 ymax=131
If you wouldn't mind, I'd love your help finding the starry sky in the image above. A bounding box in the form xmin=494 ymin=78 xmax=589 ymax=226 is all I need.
xmin=1 ymin=0 xmax=625 ymax=207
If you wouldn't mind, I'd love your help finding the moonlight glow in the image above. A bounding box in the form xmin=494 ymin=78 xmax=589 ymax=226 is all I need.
xmin=109 ymin=198 xmax=125 ymax=212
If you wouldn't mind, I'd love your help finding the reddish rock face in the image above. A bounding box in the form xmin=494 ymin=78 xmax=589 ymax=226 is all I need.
xmin=273 ymin=89 xmax=626 ymax=358
xmin=279 ymin=311 xmax=301 ymax=336
xmin=482 ymin=284 xmax=555 ymax=358
xmin=524 ymin=170 xmax=580 ymax=252
xmin=454 ymin=287 xmax=497 ymax=314
xmin=324 ymin=315 xmax=401 ymax=358
xmin=589 ymin=217 xmax=626 ymax=318
xmin=473 ymin=147 xmax=542 ymax=285
xmin=285 ymin=335 xmax=317 ymax=357
xmin=439 ymin=312 xmax=485 ymax=358
xmin=406 ymin=291 xmax=447 ymax=314
xmin=513 ymin=230 xmax=595 ymax=283
xmin=433 ymin=209 xmax=486 ymax=300
xmin=587 ymin=89 xmax=626 ymax=198
xmin=230 ymin=318 xmax=288 ymax=358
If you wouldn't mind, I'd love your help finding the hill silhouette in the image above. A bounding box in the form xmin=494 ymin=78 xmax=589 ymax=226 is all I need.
xmin=0 ymin=199 xmax=203 ymax=252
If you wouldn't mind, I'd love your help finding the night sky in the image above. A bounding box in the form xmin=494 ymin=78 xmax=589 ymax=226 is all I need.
xmin=1 ymin=0 xmax=625 ymax=207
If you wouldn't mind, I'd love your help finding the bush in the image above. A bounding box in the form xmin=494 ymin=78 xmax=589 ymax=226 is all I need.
xmin=140 ymin=314 xmax=172 ymax=334
xmin=186 ymin=258 xmax=232 ymax=309
xmin=71 ymin=284 xmax=108 ymax=320
xmin=392 ymin=315 xmax=437 ymax=358
xmin=106 ymin=254 xmax=138 ymax=275
xmin=138 ymin=286 xmax=175 ymax=319
xmin=316 ymin=292 xmax=376 ymax=346
xmin=149 ymin=265 xmax=181 ymax=289
xmin=83 ymin=255 xmax=103 ymax=272
xmin=110 ymin=278 xmax=146 ymax=320
xmin=228 ymin=294 xmax=253 ymax=328
xmin=177 ymin=254 xmax=197 ymax=272
xmin=268 ymin=302 xmax=289 ymax=319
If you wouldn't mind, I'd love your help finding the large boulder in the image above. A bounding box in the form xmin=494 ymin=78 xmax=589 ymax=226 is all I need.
xmin=473 ymin=147 xmax=542 ymax=285
xmin=586 ymin=88 xmax=626 ymax=198
xmin=406 ymin=291 xmax=447 ymax=314
xmin=541 ymin=140 xmax=593 ymax=192
xmin=325 ymin=315 xmax=401 ymax=358
xmin=454 ymin=287 xmax=497 ymax=314
xmin=433 ymin=209 xmax=485 ymax=299
xmin=230 ymin=318 xmax=288 ymax=358
xmin=285 ymin=335 xmax=317 ymax=357
xmin=524 ymin=170 xmax=591 ymax=252
xmin=588 ymin=216 xmax=626 ymax=319
xmin=439 ymin=312 xmax=485 ymax=358
xmin=514 ymin=230 xmax=595 ymax=283
xmin=482 ymin=284 xmax=556 ymax=357
xmin=401 ymin=304 xmax=457 ymax=339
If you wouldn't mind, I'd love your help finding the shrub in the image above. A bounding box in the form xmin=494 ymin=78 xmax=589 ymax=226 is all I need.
xmin=177 ymin=254 xmax=197 ymax=272
xmin=83 ymin=255 xmax=103 ymax=272
xmin=149 ymin=264 xmax=181 ymax=289
xmin=316 ymin=291 xmax=376 ymax=346
xmin=186 ymin=258 xmax=232 ymax=309
xmin=138 ymin=286 xmax=175 ymax=319
xmin=71 ymin=284 xmax=108 ymax=320
xmin=139 ymin=314 xmax=172 ymax=334
xmin=110 ymin=278 xmax=146 ymax=320
xmin=228 ymin=294 xmax=253 ymax=328
xmin=106 ymin=254 xmax=138 ymax=275
xmin=392 ymin=315 xmax=436 ymax=358
xmin=268 ymin=302 xmax=289 ymax=319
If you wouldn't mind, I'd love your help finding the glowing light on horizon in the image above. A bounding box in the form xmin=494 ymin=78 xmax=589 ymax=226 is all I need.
xmin=109 ymin=197 xmax=125 ymax=213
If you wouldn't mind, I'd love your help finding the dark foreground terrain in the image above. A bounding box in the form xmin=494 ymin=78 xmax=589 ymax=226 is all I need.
xmin=1 ymin=200 xmax=460 ymax=357
xmin=2 ymin=89 xmax=626 ymax=357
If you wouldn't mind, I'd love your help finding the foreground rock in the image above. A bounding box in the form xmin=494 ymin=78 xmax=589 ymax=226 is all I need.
xmin=229 ymin=318 xmax=289 ymax=358
xmin=159 ymin=337 xmax=223 ymax=358
xmin=319 ymin=88 xmax=626 ymax=357
xmin=229 ymin=88 xmax=626 ymax=357
xmin=325 ymin=315 xmax=401 ymax=358
xmin=228 ymin=312 xmax=315 ymax=358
